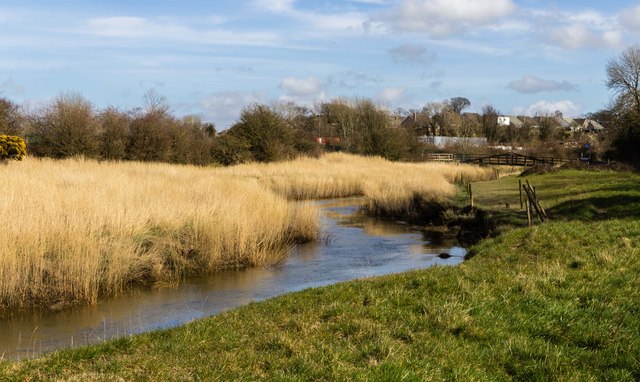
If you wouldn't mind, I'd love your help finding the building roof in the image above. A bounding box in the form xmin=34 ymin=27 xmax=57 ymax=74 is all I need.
xmin=399 ymin=115 xmax=418 ymax=129
xmin=583 ymin=119 xmax=605 ymax=131
xmin=505 ymin=115 xmax=524 ymax=128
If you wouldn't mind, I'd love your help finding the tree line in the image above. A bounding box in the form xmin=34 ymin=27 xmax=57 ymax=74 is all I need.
xmin=0 ymin=92 xmax=424 ymax=165
xmin=2 ymin=44 xmax=640 ymax=166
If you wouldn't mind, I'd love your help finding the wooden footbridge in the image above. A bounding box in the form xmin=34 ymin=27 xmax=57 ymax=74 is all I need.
xmin=426 ymin=152 xmax=577 ymax=166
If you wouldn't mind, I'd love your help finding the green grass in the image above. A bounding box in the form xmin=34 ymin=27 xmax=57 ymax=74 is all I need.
xmin=2 ymin=168 xmax=640 ymax=381
xmin=456 ymin=168 xmax=640 ymax=230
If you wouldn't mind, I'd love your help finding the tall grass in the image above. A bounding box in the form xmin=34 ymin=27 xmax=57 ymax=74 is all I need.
xmin=0 ymin=158 xmax=317 ymax=312
xmin=0 ymin=153 xmax=492 ymax=313
xmin=221 ymin=153 xmax=495 ymax=215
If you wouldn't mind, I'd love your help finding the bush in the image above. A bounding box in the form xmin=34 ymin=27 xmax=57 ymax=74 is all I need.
xmin=0 ymin=135 xmax=27 ymax=160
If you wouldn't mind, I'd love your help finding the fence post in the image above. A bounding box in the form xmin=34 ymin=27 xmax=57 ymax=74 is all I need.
xmin=468 ymin=183 xmax=474 ymax=208
xmin=519 ymin=179 xmax=523 ymax=209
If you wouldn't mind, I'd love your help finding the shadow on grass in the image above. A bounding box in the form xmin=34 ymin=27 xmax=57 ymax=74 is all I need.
xmin=548 ymin=195 xmax=640 ymax=221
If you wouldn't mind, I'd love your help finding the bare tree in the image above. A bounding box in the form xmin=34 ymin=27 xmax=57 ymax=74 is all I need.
xmin=481 ymin=105 xmax=499 ymax=142
xmin=31 ymin=92 xmax=99 ymax=157
xmin=0 ymin=97 xmax=23 ymax=136
xmin=607 ymin=44 xmax=640 ymax=115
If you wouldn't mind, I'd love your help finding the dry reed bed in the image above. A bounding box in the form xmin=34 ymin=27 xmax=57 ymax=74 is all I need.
xmin=0 ymin=158 xmax=317 ymax=312
xmin=220 ymin=153 xmax=495 ymax=216
xmin=0 ymin=154 xmax=492 ymax=313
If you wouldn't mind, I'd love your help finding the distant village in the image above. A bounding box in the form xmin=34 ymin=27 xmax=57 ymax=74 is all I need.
xmin=394 ymin=110 xmax=604 ymax=149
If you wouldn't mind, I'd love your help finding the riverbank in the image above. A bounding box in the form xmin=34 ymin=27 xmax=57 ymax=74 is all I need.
xmin=0 ymin=154 xmax=492 ymax=315
xmin=3 ymin=167 xmax=639 ymax=380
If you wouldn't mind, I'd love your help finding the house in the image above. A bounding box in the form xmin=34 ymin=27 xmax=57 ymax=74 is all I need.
xmin=553 ymin=111 xmax=580 ymax=131
xmin=562 ymin=117 xmax=581 ymax=131
xmin=506 ymin=116 xmax=524 ymax=128
xmin=498 ymin=115 xmax=525 ymax=128
xmin=583 ymin=120 xmax=605 ymax=132
xmin=399 ymin=113 xmax=418 ymax=129
xmin=519 ymin=116 xmax=540 ymax=128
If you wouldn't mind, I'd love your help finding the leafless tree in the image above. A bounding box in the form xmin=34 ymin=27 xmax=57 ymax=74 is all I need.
xmin=481 ymin=105 xmax=499 ymax=142
xmin=606 ymin=44 xmax=640 ymax=115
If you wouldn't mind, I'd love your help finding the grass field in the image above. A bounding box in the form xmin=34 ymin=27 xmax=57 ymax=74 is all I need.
xmin=0 ymin=154 xmax=491 ymax=314
xmin=3 ymin=167 xmax=639 ymax=380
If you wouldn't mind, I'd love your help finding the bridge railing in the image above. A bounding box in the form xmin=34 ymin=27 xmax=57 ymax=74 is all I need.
xmin=425 ymin=152 xmax=578 ymax=167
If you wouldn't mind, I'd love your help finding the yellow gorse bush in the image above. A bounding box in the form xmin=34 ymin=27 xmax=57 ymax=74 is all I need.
xmin=0 ymin=135 xmax=26 ymax=161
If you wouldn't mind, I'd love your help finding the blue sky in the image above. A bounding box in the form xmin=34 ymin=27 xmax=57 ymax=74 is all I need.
xmin=1 ymin=0 xmax=639 ymax=129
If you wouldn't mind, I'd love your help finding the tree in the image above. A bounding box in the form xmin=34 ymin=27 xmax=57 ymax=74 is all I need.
xmin=0 ymin=97 xmax=23 ymax=136
xmin=98 ymin=107 xmax=130 ymax=160
xmin=604 ymin=45 xmax=640 ymax=166
xmin=127 ymin=91 xmax=174 ymax=162
xmin=30 ymin=92 xmax=99 ymax=158
xmin=481 ymin=105 xmax=499 ymax=142
xmin=318 ymin=100 xmax=357 ymax=150
xmin=450 ymin=97 xmax=471 ymax=114
xmin=606 ymin=44 xmax=640 ymax=116
xmin=228 ymin=104 xmax=295 ymax=162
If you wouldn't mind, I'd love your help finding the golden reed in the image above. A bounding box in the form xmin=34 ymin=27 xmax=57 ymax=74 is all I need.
xmin=0 ymin=153 xmax=492 ymax=312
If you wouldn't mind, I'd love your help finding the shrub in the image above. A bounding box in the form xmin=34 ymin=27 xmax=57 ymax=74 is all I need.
xmin=0 ymin=135 xmax=27 ymax=160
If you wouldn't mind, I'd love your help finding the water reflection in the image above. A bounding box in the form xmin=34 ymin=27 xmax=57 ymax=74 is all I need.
xmin=0 ymin=199 xmax=465 ymax=360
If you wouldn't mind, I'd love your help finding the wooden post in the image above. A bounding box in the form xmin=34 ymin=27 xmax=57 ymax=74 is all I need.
xmin=468 ymin=183 xmax=474 ymax=208
xmin=519 ymin=179 xmax=523 ymax=209
xmin=523 ymin=181 xmax=547 ymax=222
xmin=526 ymin=198 xmax=532 ymax=227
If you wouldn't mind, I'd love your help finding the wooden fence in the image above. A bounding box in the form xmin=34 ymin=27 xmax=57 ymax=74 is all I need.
xmin=426 ymin=152 xmax=577 ymax=167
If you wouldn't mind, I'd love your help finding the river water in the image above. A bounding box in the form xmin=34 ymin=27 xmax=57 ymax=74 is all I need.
xmin=0 ymin=199 xmax=465 ymax=360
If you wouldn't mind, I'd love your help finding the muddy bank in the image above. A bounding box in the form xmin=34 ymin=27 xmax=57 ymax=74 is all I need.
xmin=365 ymin=196 xmax=498 ymax=248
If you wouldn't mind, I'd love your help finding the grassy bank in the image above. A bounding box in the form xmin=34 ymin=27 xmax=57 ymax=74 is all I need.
xmin=0 ymin=154 xmax=490 ymax=313
xmin=2 ymin=168 xmax=639 ymax=380
xmin=457 ymin=168 xmax=640 ymax=232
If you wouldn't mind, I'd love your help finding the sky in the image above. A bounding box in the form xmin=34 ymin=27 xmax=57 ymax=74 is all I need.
xmin=1 ymin=0 xmax=639 ymax=129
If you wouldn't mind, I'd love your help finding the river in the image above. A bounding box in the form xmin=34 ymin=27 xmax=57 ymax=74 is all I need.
xmin=0 ymin=198 xmax=465 ymax=360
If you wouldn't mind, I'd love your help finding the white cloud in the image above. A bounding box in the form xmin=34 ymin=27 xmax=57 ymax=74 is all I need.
xmin=388 ymin=45 xmax=437 ymax=65
xmin=602 ymin=30 xmax=623 ymax=47
xmin=252 ymin=0 xmax=296 ymax=13
xmin=507 ymin=75 xmax=577 ymax=94
xmin=377 ymin=87 xmax=405 ymax=103
xmin=620 ymin=5 xmax=640 ymax=33
xmin=253 ymin=0 xmax=367 ymax=33
xmin=278 ymin=77 xmax=326 ymax=106
xmin=532 ymin=10 xmax=622 ymax=49
xmin=546 ymin=24 xmax=596 ymax=49
xmin=85 ymin=17 xmax=280 ymax=47
xmin=279 ymin=77 xmax=324 ymax=97
xmin=545 ymin=23 xmax=622 ymax=49
xmin=513 ymin=100 xmax=582 ymax=117
xmin=199 ymin=91 xmax=266 ymax=129
xmin=381 ymin=0 xmax=517 ymax=37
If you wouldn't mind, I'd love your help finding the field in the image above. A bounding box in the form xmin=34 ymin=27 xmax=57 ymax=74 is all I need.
xmin=2 ymin=167 xmax=639 ymax=380
xmin=0 ymin=154 xmax=493 ymax=313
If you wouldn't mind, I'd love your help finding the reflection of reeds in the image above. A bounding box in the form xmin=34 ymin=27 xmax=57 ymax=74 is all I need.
xmin=0 ymin=153 xmax=492 ymax=312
